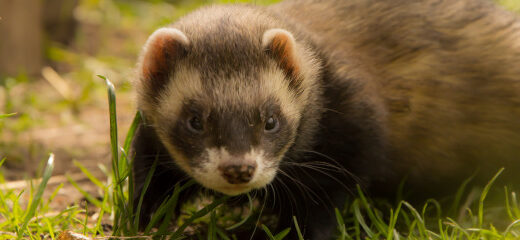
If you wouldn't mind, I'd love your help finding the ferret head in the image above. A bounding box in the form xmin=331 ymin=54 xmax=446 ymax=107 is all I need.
xmin=135 ymin=6 xmax=321 ymax=195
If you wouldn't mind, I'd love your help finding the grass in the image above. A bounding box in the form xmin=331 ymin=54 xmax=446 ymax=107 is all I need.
xmin=1 ymin=77 xmax=520 ymax=239
xmin=0 ymin=155 xmax=86 ymax=239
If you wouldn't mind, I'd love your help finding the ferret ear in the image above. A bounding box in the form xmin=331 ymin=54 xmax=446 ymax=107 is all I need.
xmin=262 ymin=28 xmax=302 ymax=90
xmin=140 ymin=27 xmax=189 ymax=93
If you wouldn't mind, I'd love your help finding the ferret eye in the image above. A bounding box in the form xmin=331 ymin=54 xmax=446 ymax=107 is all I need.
xmin=188 ymin=116 xmax=204 ymax=133
xmin=264 ymin=116 xmax=279 ymax=132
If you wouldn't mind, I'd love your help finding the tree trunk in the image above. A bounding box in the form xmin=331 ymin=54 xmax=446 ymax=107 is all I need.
xmin=0 ymin=0 xmax=43 ymax=77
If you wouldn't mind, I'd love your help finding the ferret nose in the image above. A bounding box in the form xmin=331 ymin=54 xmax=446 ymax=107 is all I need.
xmin=218 ymin=163 xmax=256 ymax=184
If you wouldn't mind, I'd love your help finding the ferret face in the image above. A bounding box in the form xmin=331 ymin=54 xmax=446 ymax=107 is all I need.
xmin=152 ymin=66 xmax=301 ymax=195
xmin=136 ymin=14 xmax=319 ymax=195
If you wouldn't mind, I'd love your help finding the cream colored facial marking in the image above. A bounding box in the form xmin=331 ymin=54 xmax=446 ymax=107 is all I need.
xmin=191 ymin=147 xmax=278 ymax=195
xmin=153 ymin=66 xmax=204 ymax=132
xmin=147 ymin=66 xmax=206 ymax=175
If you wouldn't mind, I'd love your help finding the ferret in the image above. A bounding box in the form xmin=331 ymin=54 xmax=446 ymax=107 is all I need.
xmin=132 ymin=0 xmax=520 ymax=239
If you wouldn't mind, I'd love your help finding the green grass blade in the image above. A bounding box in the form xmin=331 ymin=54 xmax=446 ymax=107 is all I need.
xmin=73 ymin=160 xmax=105 ymax=191
xmin=66 ymin=174 xmax=110 ymax=213
xmin=216 ymin=228 xmax=232 ymax=240
xmin=170 ymin=196 xmax=230 ymax=240
xmin=512 ymin=192 xmax=520 ymax=218
xmin=122 ymin=111 xmax=141 ymax=221
xmin=83 ymin=202 xmax=89 ymax=235
xmin=94 ymin=190 xmax=109 ymax=238
xmin=335 ymin=208 xmax=346 ymax=240
xmin=422 ymin=199 xmax=441 ymax=221
xmin=292 ymin=216 xmax=304 ymax=240
xmin=123 ymin=112 xmax=141 ymax=156
xmin=352 ymin=199 xmax=374 ymax=238
xmin=99 ymin=75 xmax=119 ymax=173
xmin=505 ymin=186 xmax=515 ymax=220
xmin=17 ymin=154 xmax=54 ymax=239
xmin=445 ymin=217 xmax=471 ymax=239
xmin=449 ymin=173 xmax=475 ymax=216
xmin=503 ymin=219 xmax=520 ymax=236
xmin=262 ymin=224 xmax=276 ymax=240
xmin=467 ymin=227 xmax=502 ymax=238
xmin=43 ymin=218 xmax=55 ymax=239
xmin=99 ymin=75 xmax=120 ymax=178
xmin=0 ymin=113 xmax=16 ymax=118
xmin=356 ymin=185 xmax=388 ymax=234
xmin=42 ymin=183 xmax=63 ymax=212
xmin=478 ymin=168 xmax=504 ymax=228
xmin=143 ymin=196 xmax=171 ymax=234
xmin=274 ymin=228 xmax=291 ymax=240
xmin=100 ymin=74 xmax=126 ymax=234
xmin=226 ymin=193 xmax=253 ymax=230
xmin=134 ymin=158 xmax=158 ymax=230
xmin=208 ymin=210 xmax=218 ymax=240
xmin=153 ymin=180 xmax=196 ymax=235
xmin=387 ymin=201 xmax=403 ymax=240
xmin=402 ymin=201 xmax=427 ymax=239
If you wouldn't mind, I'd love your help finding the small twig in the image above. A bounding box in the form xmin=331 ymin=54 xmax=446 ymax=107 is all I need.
xmin=94 ymin=236 xmax=154 ymax=239
xmin=41 ymin=66 xmax=74 ymax=101
xmin=0 ymin=231 xmax=16 ymax=237
xmin=58 ymin=231 xmax=154 ymax=240
xmin=0 ymin=172 xmax=89 ymax=191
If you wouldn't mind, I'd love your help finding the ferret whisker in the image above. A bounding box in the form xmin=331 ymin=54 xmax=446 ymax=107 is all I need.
xmin=277 ymin=169 xmax=321 ymax=205
xmin=280 ymin=160 xmax=340 ymax=205
xmin=283 ymin=166 xmax=333 ymax=207
xmin=249 ymin=192 xmax=268 ymax=240
xmin=132 ymin=162 xmax=179 ymax=175
xmin=273 ymin=176 xmax=297 ymax=214
xmin=148 ymin=177 xmax=192 ymax=205
xmin=297 ymin=149 xmax=365 ymax=185
xmin=286 ymin=161 xmax=355 ymax=182
xmin=269 ymin=183 xmax=276 ymax=207
xmin=133 ymin=167 xmax=171 ymax=178
xmin=281 ymin=160 xmax=356 ymax=195
xmin=320 ymin=107 xmax=345 ymax=115
xmin=131 ymin=153 xmax=173 ymax=158
xmin=282 ymin=158 xmax=342 ymax=203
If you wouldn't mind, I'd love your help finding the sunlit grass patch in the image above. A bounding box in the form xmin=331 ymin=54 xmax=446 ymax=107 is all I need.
xmin=497 ymin=0 xmax=520 ymax=12
xmin=0 ymin=155 xmax=86 ymax=239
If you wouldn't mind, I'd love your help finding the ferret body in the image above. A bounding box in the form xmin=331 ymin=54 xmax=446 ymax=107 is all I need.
xmin=132 ymin=0 xmax=520 ymax=239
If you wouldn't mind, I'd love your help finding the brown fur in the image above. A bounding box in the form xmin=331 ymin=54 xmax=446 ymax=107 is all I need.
xmin=273 ymin=0 xmax=520 ymax=189
xmin=132 ymin=1 xmax=520 ymax=238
